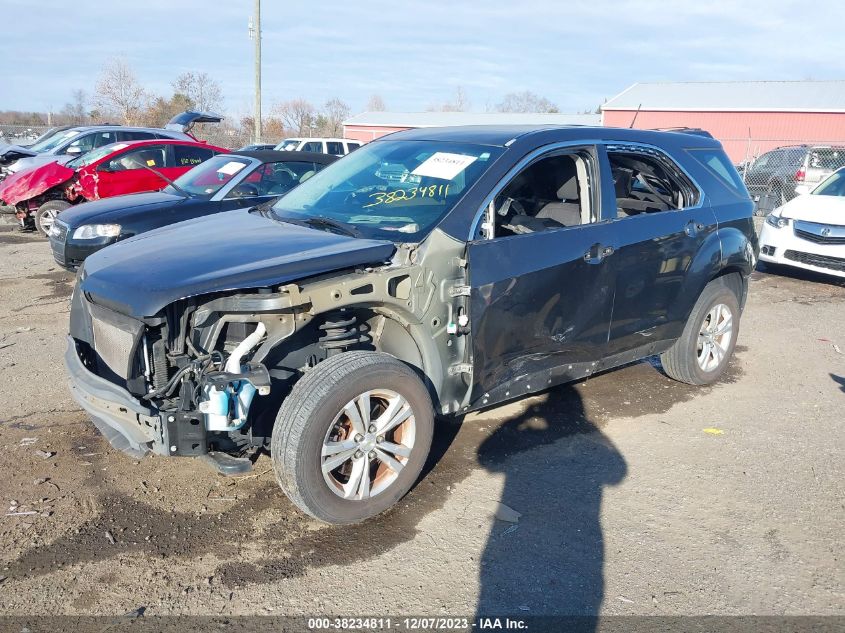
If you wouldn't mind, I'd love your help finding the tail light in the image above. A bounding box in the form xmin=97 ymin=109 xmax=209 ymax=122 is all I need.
xmin=795 ymin=169 xmax=806 ymax=182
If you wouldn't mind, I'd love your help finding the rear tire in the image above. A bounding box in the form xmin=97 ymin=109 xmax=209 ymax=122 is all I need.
xmin=271 ymin=351 xmax=434 ymax=524
xmin=35 ymin=200 xmax=70 ymax=236
xmin=660 ymin=280 xmax=740 ymax=385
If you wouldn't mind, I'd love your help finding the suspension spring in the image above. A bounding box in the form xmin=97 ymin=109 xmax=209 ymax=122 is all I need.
xmin=318 ymin=311 xmax=367 ymax=353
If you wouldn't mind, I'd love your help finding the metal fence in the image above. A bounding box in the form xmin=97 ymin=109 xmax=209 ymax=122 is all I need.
xmin=723 ymin=139 xmax=845 ymax=215
xmin=0 ymin=124 xmax=51 ymax=144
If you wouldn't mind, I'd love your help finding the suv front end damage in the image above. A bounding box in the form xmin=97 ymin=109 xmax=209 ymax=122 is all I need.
xmin=65 ymin=229 xmax=472 ymax=469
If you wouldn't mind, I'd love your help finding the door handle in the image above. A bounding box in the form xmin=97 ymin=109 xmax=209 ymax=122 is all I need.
xmin=584 ymin=243 xmax=614 ymax=264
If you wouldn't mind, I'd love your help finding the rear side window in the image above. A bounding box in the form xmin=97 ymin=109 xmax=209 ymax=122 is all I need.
xmin=347 ymin=142 xmax=361 ymax=152
xmin=66 ymin=131 xmax=116 ymax=153
xmin=606 ymin=145 xmax=699 ymax=218
xmin=118 ymin=131 xmax=156 ymax=142
xmin=172 ymin=145 xmax=215 ymax=167
xmin=301 ymin=141 xmax=323 ymax=153
xmin=688 ymin=148 xmax=747 ymax=195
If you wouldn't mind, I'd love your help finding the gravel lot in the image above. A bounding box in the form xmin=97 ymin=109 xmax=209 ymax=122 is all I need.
xmin=0 ymin=216 xmax=842 ymax=618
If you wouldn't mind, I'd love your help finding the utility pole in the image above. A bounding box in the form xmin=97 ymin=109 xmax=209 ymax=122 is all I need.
xmin=249 ymin=0 xmax=262 ymax=143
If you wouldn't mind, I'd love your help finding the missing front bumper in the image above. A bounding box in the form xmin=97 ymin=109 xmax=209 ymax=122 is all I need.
xmin=64 ymin=336 xmax=165 ymax=458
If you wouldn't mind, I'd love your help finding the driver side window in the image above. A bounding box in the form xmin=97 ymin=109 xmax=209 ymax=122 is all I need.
xmin=103 ymin=146 xmax=167 ymax=171
xmin=490 ymin=149 xmax=595 ymax=238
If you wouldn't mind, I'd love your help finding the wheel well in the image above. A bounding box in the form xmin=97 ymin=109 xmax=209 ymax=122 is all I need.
xmin=250 ymin=307 xmax=435 ymax=441
xmin=710 ymin=269 xmax=747 ymax=310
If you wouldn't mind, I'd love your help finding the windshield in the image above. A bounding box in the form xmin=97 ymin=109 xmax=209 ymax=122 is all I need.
xmin=28 ymin=129 xmax=81 ymax=153
xmin=276 ymin=139 xmax=302 ymax=151
xmin=165 ymin=155 xmax=253 ymax=196
xmin=66 ymin=143 xmax=130 ymax=169
xmin=813 ymin=169 xmax=845 ymax=197
xmin=270 ymin=140 xmax=501 ymax=240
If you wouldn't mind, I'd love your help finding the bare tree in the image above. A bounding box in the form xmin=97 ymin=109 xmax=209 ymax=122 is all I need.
xmin=425 ymin=87 xmax=470 ymax=113
xmin=60 ymin=89 xmax=88 ymax=124
xmin=319 ymin=98 xmax=351 ymax=136
xmin=94 ymin=59 xmax=147 ymax=124
xmin=366 ymin=94 xmax=386 ymax=111
xmin=496 ymin=91 xmax=559 ymax=113
xmin=172 ymin=71 xmax=224 ymax=113
xmin=441 ymin=86 xmax=469 ymax=112
xmin=273 ymin=98 xmax=316 ymax=136
xmin=141 ymin=93 xmax=193 ymax=127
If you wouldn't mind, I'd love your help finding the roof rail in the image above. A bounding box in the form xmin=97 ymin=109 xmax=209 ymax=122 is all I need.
xmin=651 ymin=127 xmax=714 ymax=138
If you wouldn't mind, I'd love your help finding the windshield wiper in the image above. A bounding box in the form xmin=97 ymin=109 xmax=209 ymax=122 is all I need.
xmin=128 ymin=160 xmax=193 ymax=198
xmin=302 ymin=216 xmax=362 ymax=237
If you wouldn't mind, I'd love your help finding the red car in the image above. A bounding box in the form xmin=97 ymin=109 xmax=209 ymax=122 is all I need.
xmin=0 ymin=139 xmax=228 ymax=234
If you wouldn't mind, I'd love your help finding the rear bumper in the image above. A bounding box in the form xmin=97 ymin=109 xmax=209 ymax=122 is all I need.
xmin=64 ymin=336 xmax=166 ymax=458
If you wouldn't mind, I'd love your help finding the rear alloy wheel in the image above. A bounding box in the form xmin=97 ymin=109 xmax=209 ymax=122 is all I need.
xmin=271 ymin=351 xmax=434 ymax=524
xmin=660 ymin=280 xmax=740 ymax=385
xmin=696 ymin=303 xmax=733 ymax=372
xmin=35 ymin=200 xmax=70 ymax=237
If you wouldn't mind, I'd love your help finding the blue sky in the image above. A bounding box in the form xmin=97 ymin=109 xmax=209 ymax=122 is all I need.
xmin=2 ymin=0 xmax=843 ymax=117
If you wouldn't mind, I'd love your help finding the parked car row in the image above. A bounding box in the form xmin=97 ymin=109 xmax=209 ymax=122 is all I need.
xmin=0 ymin=111 xmax=222 ymax=180
xmin=49 ymin=149 xmax=337 ymax=267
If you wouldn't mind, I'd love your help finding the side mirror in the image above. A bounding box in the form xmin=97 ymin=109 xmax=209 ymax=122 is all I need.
xmin=65 ymin=146 xmax=83 ymax=155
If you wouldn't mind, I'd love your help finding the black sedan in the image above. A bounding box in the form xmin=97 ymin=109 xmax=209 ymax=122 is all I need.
xmin=49 ymin=150 xmax=337 ymax=270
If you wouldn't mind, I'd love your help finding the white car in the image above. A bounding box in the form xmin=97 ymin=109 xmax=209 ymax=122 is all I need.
xmin=759 ymin=167 xmax=845 ymax=278
xmin=274 ymin=137 xmax=361 ymax=156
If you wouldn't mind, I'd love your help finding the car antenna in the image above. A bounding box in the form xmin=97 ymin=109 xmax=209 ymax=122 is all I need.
xmin=629 ymin=103 xmax=642 ymax=129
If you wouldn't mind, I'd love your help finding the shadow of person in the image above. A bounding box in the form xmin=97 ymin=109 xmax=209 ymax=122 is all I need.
xmin=474 ymin=384 xmax=627 ymax=626
xmin=831 ymin=373 xmax=845 ymax=393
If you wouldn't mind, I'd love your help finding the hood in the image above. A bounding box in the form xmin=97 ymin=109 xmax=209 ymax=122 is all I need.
xmin=778 ymin=194 xmax=845 ymax=225
xmin=4 ymin=153 xmax=73 ymax=176
xmin=81 ymin=209 xmax=396 ymax=317
xmin=58 ymin=190 xmax=187 ymax=227
xmin=0 ymin=144 xmax=38 ymax=163
xmin=0 ymin=160 xmax=74 ymax=205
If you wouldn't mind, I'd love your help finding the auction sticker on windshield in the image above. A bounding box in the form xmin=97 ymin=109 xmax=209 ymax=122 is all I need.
xmin=218 ymin=161 xmax=247 ymax=176
xmin=412 ymin=152 xmax=478 ymax=180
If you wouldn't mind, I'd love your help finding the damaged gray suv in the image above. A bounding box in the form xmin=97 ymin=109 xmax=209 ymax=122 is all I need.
xmin=66 ymin=125 xmax=757 ymax=523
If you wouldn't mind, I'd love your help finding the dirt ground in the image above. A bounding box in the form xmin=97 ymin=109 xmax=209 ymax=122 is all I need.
xmin=0 ymin=216 xmax=842 ymax=618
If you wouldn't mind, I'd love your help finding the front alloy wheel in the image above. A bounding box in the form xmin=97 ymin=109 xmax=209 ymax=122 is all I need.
xmin=321 ymin=389 xmax=416 ymax=500
xmin=272 ymin=351 xmax=434 ymax=524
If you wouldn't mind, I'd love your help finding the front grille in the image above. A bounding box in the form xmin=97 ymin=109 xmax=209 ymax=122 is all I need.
xmin=793 ymin=220 xmax=845 ymax=245
xmin=784 ymin=250 xmax=845 ymax=273
xmin=50 ymin=220 xmax=69 ymax=266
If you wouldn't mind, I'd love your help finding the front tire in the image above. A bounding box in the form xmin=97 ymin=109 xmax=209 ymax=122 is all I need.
xmin=660 ymin=280 xmax=740 ymax=385
xmin=271 ymin=351 xmax=435 ymax=524
xmin=35 ymin=200 xmax=70 ymax=236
